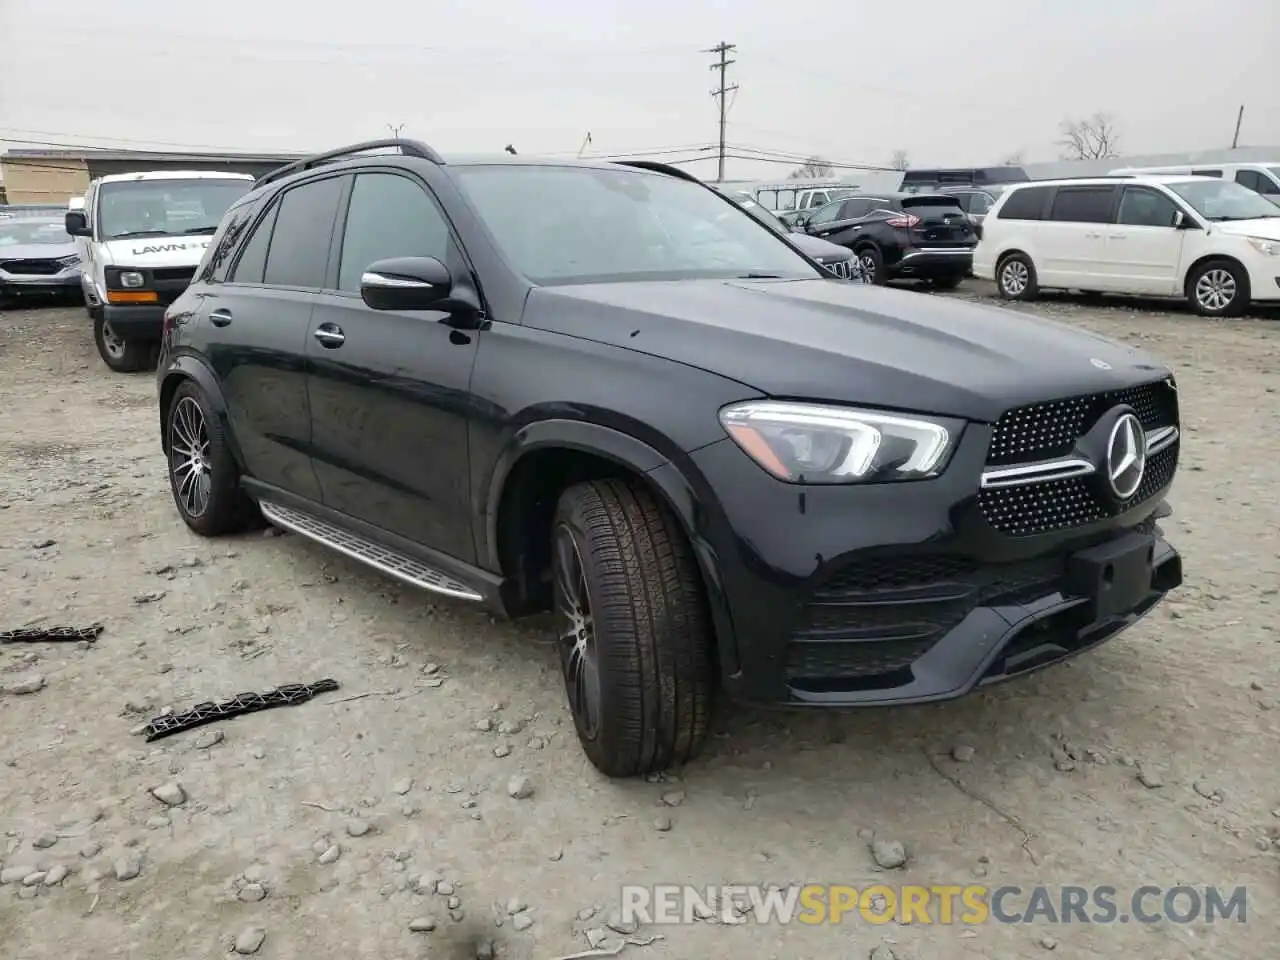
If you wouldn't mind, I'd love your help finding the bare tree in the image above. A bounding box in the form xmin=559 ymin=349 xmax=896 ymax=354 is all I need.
xmin=789 ymin=157 xmax=835 ymax=179
xmin=890 ymin=149 xmax=910 ymax=171
xmin=1056 ymin=114 xmax=1121 ymax=160
xmin=1001 ymin=150 xmax=1025 ymax=166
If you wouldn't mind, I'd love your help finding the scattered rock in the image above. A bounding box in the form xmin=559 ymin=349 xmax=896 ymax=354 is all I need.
xmin=32 ymin=538 xmax=56 ymax=549
xmin=133 ymin=590 xmax=166 ymax=604
xmin=193 ymin=729 xmax=225 ymax=750
xmin=1255 ymin=837 xmax=1271 ymax=852
xmin=43 ymin=865 xmax=69 ymax=886
xmin=660 ymin=790 xmax=686 ymax=807
xmin=2 ymin=866 xmax=32 ymax=885
xmin=606 ymin=910 xmax=639 ymax=935
xmin=32 ymin=832 xmax=58 ymax=849
xmin=233 ymin=927 xmax=266 ymax=955
xmin=950 ymin=744 xmax=975 ymax=763
xmin=114 ymin=853 xmax=142 ymax=881
xmin=436 ymin=880 xmax=455 ymax=896
xmin=318 ymin=844 xmax=341 ymax=865
xmin=493 ymin=745 xmax=511 ymax=758
xmin=1038 ymin=934 xmax=1059 ymax=950
xmin=528 ymin=736 xmax=546 ymax=750
xmin=150 ymin=782 xmax=187 ymax=806
xmin=475 ymin=939 xmax=495 ymax=960
xmin=409 ymin=917 xmax=437 ymax=933
xmin=448 ymin=895 xmax=462 ymax=910
xmin=145 ymin=814 xmax=170 ymax=830
xmin=346 ymin=818 xmax=372 ymax=838
xmin=548 ymin=849 xmax=563 ymax=862
xmin=507 ymin=897 xmax=527 ymax=915
xmin=79 ymin=840 xmax=102 ymax=859
xmin=653 ymin=816 xmax=673 ymax=832
xmin=249 ymin=746 xmax=266 ymax=760
xmin=392 ymin=778 xmax=414 ymax=795
xmin=2 ymin=674 xmax=46 ymax=696
xmin=507 ymin=775 xmax=535 ymax=800
xmin=1192 ymin=780 xmax=1224 ymax=803
xmin=870 ymin=947 xmax=897 ymax=960
xmin=422 ymin=662 xmax=440 ymax=675
xmin=1137 ymin=766 xmax=1164 ymax=789
xmin=1051 ymin=747 xmax=1076 ymax=772
xmin=475 ymin=718 xmax=494 ymax=732
xmin=497 ymin=719 xmax=524 ymax=735
xmin=871 ymin=840 xmax=907 ymax=869
xmin=512 ymin=912 xmax=534 ymax=931
xmin=21 ymin=871 xmax=45 ymax=886
xmin=238 ymin=883 xmax=268 ymax=902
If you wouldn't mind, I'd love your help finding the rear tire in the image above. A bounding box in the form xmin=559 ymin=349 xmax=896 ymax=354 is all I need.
xmin=1186 ymin=259 xmax=1248 ymax=317
xmin=551 ymin=478 xmax=714 ymax=778
xmin=856 ymin=246 xmax=886 ymax=285
xmin=94 ymin=314 xmax=153 ymax=373
xmin=996 ymin=253 xmax=1038 ymax=301
xmin=165 ymin=380 xmax=262 ymax=537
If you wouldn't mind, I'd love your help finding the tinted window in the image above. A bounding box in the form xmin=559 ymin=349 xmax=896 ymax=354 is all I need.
xmin=453 ymin=165 xmax=820 ymax=284
xmin=338 ymin=174 xmax=451 ymax=293
xmin=1233 ymin=169 xmax=1276 ymax=194
xmin=995 ymin=185 xmax=1049 ymax=220
xmin=262 ymin=176 xmax=344 ymax=288
xmin=968 ymin=192 xmax=995 ymax=215
xmin=840 ymin=199 xmax=873 ymax=219
xmin=1191 ymin=169 xmax=1222 ymax=178
xmin=804 ymin=191 xmax=829 ymax=209
xmin=1116 ymin=188 xmax=1179 ymax=227
xmin=229 ymin=203 xmax=278 ymax=284
xmin=1048 ymin=186 xmax=1115 ymax=223
xmin=807 ymin=200 xmax=846 ymax=225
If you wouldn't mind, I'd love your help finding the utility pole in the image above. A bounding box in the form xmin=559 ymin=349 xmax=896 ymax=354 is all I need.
xmin=1231 ymin=104 xmax=1244 ymax=149
xmin=704 ymin=42 xmax=737 ymax=182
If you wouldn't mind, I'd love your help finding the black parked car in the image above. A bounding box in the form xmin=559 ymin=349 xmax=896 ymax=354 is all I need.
xmin=714 ymin=188 xmax=865 ymax=281
xmin=794 ymin=192 xmax=977 ymax=286
xmin=157 ymin=140 xmax=1183 ymax=777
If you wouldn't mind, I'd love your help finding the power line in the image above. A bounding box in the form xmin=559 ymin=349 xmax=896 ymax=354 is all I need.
xmin=703 ymin=42 xmax=738 ymax=183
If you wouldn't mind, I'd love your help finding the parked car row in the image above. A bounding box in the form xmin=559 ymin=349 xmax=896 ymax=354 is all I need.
xmin=147 ymin=139 xmax=1184 ymax=776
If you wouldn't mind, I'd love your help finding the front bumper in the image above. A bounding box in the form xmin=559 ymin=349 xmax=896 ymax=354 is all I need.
xmin=101 ymin=303 xmax=165 ymax=340
xmin=0 ymin=269 xmax=82 ymax=293
xmin=679 ymin=426 xmax=1182 ymax=707
xmin=888 ymin=247 xmax=974 ymax=279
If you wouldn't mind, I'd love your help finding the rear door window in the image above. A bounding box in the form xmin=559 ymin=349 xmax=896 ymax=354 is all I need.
xmin=806 ymin=200 xmax=846 ymax=226
xmin=995 ymin=185 xmax=1051 ymax=220
xmin=262 ymin=176 xmax=346 ymax=288
xmin=839 ymin=199 xmax=873 ymax=220
xmin=1048 ymin=186 xmax=1117 ymax=223
xmin=229 ymin=203 xmax=279 ymax=284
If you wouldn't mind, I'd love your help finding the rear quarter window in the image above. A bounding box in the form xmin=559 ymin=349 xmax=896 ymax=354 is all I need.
xmin=994 ymin=185 xmax=1051 ymax=220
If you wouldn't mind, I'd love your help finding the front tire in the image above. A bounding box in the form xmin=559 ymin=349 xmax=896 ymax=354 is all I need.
xmin=856 ymin=246 xmax=886 ymax=285
xmin=551 ymin=478 xmax=714 ymax=778
xmin=165 ymin=381 xmax=261 ymax=536
xmin=1186 ymin=259 xmax=1248 ymax=317
xmin=94 ymin=314 xmax=153 ymax=373
xmin=996 ymin=253 xmax=1038 ymax=301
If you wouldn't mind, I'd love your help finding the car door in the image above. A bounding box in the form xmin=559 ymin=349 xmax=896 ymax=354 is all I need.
xmin=1099 ymin=186 xmax=1187 ymax=295
xmin=802 ymin=199 xmax=856 ymax=238
xmin=305 ymin=169 xmax=481 ymax=563
xmin=199 ymin=175 xmax=344 ymax=501
xmin=1035 ymin=185 xmax=1119 ymax=289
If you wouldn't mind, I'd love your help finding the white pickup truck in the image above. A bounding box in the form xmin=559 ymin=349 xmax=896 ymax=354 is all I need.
xmin=65 ymin=170 xmax=254 ymax=371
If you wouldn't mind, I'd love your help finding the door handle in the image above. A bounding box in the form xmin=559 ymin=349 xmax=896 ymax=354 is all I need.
xmin=1085 ymin=232 xmax=1102 ymax=239
xmin=1108 ymin=234 xmax=1126 ymax=239
xmin=313 ymin=324 xmax=345 ymax=348
xmin=208 ymin=308 xmax=232 ymax=327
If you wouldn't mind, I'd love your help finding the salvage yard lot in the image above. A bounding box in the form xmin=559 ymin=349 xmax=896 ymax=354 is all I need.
xmin=1 ymin=285 xmax=1277 ymax=960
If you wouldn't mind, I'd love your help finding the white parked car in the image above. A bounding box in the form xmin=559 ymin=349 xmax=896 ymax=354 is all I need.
xmin=1109 ymin=162 xmax=1280 ymax=201
xmin=973 ymin=175 xmax=1280 ymax=317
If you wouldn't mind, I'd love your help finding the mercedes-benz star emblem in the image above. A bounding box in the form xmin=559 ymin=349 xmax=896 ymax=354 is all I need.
xmin=1105 ymin=413 xmax=1146 ymax=500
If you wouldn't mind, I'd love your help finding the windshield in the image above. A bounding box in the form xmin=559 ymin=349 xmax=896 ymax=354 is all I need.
xmin=736 ymin=197 xmax=787 ymax=235
xmin=0 ymin=213 xmax=71 ymax=246
xmin=1166 ymin=179 xmax=1280 ymax=221
xmin=96 ymin=178 xmax=253 ymax=240
xmin=454 ymin=165 xmax=820 ymax=284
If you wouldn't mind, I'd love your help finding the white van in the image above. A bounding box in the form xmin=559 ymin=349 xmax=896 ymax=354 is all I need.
xmin=973 ymin=175 xmax=1280 ymax=317
xmin=1109 ymin=162 xmax=1280 ymax=201
xmin=64 ymin=170 xmax=255 ymax=371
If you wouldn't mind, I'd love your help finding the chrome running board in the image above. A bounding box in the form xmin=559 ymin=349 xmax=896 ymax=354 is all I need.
xmin=258 ymin=500 xmax=483 ymax=602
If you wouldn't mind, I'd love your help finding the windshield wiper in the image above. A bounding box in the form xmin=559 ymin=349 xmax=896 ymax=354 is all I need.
xmin=107 ymin=229 xmax=170 ymax=239
xmin=182 ymin=226 xmax=218 ymax=235
xmin=736 ymin=273 xmax=783 ymax=279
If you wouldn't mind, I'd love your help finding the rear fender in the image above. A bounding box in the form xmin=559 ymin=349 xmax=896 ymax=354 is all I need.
xmin=158 ymin=354 xmax=245 ymax=469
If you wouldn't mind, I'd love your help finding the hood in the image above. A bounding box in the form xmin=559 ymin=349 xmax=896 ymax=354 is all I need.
xmin=1213 ymin=217 xmax=1280 ymax=241
xmin=788 ymin=232 xmax=851 ymax=261
xmin=0 ymin=240 xmax=78 ymax=260
xmin=521 ymin=278 xmax=1170 ymax=423
xmin=99 ymin=235 xmax=213 ymax=268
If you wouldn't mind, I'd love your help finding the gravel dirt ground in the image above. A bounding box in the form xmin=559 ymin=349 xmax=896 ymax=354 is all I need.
xmin=1 ymin=284 xmax=1277 ymax=960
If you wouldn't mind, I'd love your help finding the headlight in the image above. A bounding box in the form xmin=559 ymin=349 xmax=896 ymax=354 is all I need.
xmin=57 ymin=254 xmax=81 ymax=268
xmin=120 ymin=270 xmax=146 ymax=288
xmin=1245 ymin=236 xmax=1280 ymax=256
xmin=718 ymin=401 xmax=962 ymax=484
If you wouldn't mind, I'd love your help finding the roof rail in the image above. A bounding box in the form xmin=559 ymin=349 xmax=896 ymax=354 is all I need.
xmin=255 ymin=138 xmax=445 ymax=188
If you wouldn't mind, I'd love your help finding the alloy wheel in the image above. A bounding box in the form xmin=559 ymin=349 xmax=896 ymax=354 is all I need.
xmin=858 ymin=254 xmax=877 ymax=283
xmin=1194 ymin=269 xmax=1236 ymax=313
xmin=169 ymin=396 xmax=213 ymax=517
xmin=552 ymin=523 xmax=602 ymax=740
xmin=1001 ymin=260 xmax=1029 ymax=296
xmin=100 ymin=319 xmax=126 ymax=359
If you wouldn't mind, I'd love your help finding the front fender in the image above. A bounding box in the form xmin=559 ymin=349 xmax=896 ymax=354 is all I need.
xmin=481 ymin=418 xmax=742 ymax=677
xmin=157 ymin=353 xmax=244 ymax=468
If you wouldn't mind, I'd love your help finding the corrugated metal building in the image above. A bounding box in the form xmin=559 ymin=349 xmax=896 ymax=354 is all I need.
xmin=0 ymin=149 xmax=304 ymax=204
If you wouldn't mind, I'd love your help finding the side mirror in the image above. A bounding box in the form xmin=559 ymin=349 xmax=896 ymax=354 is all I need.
xmin=1173 ymin=211 xmax=1196 ymax=230
xmin=360 ymin=257 xmax=452 ymax=311
xmin=65 ymin=211 xmax=90 ymax=237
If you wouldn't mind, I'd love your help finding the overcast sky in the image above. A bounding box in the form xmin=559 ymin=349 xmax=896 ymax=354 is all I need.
xmin=1 ymin=0 xmax=1276 ymax=179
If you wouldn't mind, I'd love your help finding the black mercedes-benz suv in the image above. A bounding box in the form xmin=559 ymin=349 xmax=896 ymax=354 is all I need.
xmin=156 ymin=140 xmax=1183 ymax=778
